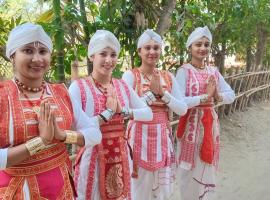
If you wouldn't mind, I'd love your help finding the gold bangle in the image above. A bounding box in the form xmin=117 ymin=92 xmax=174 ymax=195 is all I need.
xmin=64 ymin=130 xmax=78 ymax=144
xmin=25 ymin=137 xmax=46 ymax=156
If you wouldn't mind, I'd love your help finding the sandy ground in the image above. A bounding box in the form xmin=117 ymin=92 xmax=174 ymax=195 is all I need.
xmin=169 ymin=101 xmax=270 ymax=200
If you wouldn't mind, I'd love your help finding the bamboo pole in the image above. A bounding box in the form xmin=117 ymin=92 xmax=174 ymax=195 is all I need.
xmin=53 ymin=0 xmax=65 ymax=82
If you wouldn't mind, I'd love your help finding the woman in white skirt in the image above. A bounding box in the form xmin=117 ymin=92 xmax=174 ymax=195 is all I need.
xmin=122 ymin=29 xmax=188 ymax=200
xmin=175 ymin=26 xmax=235 ymax=200
xmin=69 ymin=30 xmax=152 ymax=200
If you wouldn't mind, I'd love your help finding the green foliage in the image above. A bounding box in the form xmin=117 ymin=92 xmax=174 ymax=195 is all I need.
xmin=1 ymin=0 xmax=270 ymax=81
xmin=0 ymin=16 xmax=23 ymax=45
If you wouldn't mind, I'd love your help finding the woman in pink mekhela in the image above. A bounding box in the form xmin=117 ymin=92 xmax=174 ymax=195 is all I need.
xmin=0 ymin=23 xmax=102 ymax=200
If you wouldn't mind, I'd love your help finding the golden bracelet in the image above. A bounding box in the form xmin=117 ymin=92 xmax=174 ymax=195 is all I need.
xmin=25 ymin=137 xmax=46 ymax=156
xmin=214 ymin=94 xmax=223 ymax=104
xmin=64 ymin=130 xmax=78 ymax=144
xmin=200 ymin=94 xmax=209 ymax=103
xmin=216 ymin=94 xmax=223 ymax=102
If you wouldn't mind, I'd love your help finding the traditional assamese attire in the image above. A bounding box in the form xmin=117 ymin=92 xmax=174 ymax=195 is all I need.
xmin=175 ymin=26 xmax=235 ymax=200
xmin=69 ymin=30 xmax=153 ymax=200
xmin=0 ymin=23 xmax=102 ymax=200
xmin=122 ymin=29 xmax=188 ymax=200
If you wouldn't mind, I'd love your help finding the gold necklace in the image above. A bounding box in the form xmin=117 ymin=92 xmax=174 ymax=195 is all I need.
xmin=20 ymin=88 xmax=46 ymax=115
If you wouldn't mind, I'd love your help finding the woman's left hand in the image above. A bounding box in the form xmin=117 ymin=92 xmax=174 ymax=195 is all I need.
xmin=108 ymin=85 xmax=122 ymax=113
xmin=106 ymin=85 xmax=118 ymax=113
xmin=149 ymin=72 xmax=161 ymax=95
xmin=206 ymin=75 xmax=216 ymax=98
xmin=213 ymin=87 xmax=223 ymax=102
xmin=53 ymin=114 xmax=66 ymax=141
xmin=158 ymin=83 xmax=164 ymax=97
xmin=116 ymin=97 xmax=122 ymax=113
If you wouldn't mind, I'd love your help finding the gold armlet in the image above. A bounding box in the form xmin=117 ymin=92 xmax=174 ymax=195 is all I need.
xmin=64 ymin=130 xmax=78 ymax=144
xmin=25 ymin=137 xmax=46 ymax=156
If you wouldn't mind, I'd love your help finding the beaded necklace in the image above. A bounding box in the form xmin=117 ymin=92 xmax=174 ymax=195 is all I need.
xmin=15 ymin=77 xmax=45 ymax=92
xmin=90 ymin=74 xmax=113 ymax=96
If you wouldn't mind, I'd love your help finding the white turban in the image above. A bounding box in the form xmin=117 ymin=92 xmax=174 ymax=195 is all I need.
xmin=6 ymin=23 xmax=53 ymax=59
xmin=88 ymin=30 xmax=120 ymax=57
xmin=186 ymin=26 xmax=212 ymax=48
xmin=137 ymin=29 xmax=163 ymax=49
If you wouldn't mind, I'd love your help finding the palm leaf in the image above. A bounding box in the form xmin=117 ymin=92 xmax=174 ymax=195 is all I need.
xmin=36 ymin=9 xmax=54 ymax=23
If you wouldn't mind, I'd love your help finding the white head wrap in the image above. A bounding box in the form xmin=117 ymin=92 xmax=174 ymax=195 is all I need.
xmin=137 ymin=29 xmax=163 ymax=49
xmin=6 ymin=23 xmax=53 ymax=59
xmin=186 ymin=26 xmax=212 ymax=48
xmin=88 ymin=30 xmax=120 ymax=57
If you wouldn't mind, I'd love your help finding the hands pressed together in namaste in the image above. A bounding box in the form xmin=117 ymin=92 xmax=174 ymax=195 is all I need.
xmin=205 ymin=75 xmax=223 ymax=103
xmin=38 ymin=100 xmax=65 ymax=144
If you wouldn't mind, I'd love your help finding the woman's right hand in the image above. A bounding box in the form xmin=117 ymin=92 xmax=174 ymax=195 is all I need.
xmin=206 ymin=75 xmax=216 ymax=98
xmin=106 ymin=85 xmax=118 ymax=113
xmin=38 ymin=100 xmax=54 ymax=145
xmin=53 ymin=114 xmax=66 ymax=142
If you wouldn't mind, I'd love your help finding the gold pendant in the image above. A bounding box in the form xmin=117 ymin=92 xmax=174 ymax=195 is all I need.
xmin=32 ymin=106 xmax=40 ymax=115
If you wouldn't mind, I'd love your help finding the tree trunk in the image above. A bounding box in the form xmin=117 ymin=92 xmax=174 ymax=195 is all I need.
xmin=220 ymin=42 xmax=226 ymax=75
xmin=0 ymin=46 xmax=9 ymax=62
xmin=246 ymin=45 xmax=253 ymax=72
xmin=130 ymin=53 xmax=135 ymax=68
xmin=214 ymin=52 xmax=221 ymax=70
xmin=53 ymin=0 xmax=65 ymax=82
xmin=79 ymin=0 xmax=92 ymax=74
xmin=254 ymin=25 xmax=268 ymax=71
xmin=214 ymin=42 xmax=226 ymax=75
xmin=179 ymin=48 xmax=184 ymax=66
xmin=156 ymin=0 xmax=176 ymax=36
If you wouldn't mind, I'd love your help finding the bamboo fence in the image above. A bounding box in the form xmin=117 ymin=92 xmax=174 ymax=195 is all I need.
xmin=213 ymin=71 xmax=270 ymax=116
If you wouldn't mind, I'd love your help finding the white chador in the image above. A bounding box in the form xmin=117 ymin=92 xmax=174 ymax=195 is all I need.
xmin=175 ymin=26 xmax=235 ymax=200
xmin=69 ymin=30 xmax=153 ymax=200
xmin=122 ymin=29 xmax=188 ymax=200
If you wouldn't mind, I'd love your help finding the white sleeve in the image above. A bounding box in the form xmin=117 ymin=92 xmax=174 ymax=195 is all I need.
xmin=126 ymin=83 xmax=153 ymax=121
xmin=69 ymin=81 xmax=102 ymax=147
xmin=175 ymin=68 xmax=201 ymax=108
xmin=0 ymin=148 xmax=8 ymax=170
xmin=162 ymin=74 xmax=188 ymax=116
xmin=122 ymin=70 xmax=135 ymax=88
xmin=217 ymin=71 xmax=235 ymax=104
xmin=69 ymin=81 xmax=83 ymax=108
xmin=122 ymin=70 xmax=152 ymax=104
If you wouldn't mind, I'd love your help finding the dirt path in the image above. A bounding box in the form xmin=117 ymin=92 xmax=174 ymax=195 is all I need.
xmin=170 ymin=101 xmax=270 ymax=200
